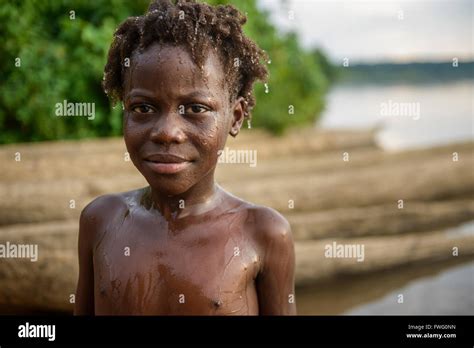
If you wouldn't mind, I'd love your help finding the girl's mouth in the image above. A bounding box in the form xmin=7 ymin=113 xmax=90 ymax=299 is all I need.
xmin=145 ymin=160 xmax=191 ymax=174
xmin=144 ymin=153 xmax=192 ymax=174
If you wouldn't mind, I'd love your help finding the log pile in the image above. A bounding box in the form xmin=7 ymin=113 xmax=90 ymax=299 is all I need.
xmin=0 ymin=128 xmax=472 ymax=312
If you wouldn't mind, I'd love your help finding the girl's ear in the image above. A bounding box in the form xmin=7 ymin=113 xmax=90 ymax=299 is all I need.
xmin=229 ymin=97 xmax=245 ymax=137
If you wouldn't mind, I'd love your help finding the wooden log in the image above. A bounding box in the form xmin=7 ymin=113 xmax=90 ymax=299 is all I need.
xmin=0 ymin=142 xmax=472 ymax=225
xmin=0 ymin=220 xmax=77 ymax=312
xmin=288 ymin=200 xmax=474 ymax=240
xmin=295 ymin=228 xmax=474 ymax=286
xmin=225 ymin=143 xmax=473 ymax=213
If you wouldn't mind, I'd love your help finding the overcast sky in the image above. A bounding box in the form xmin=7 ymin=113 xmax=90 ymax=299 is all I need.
xmin=258 ymin=0 xmax=473 ymax=63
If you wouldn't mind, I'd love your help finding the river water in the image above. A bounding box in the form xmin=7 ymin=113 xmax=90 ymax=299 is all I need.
xmin=299 ymin=83 xmax=474 ymax=315
xmin=296 ymin=257 xmax=474 ymax=315
xmin=318 ymin=80 xmax=473 ymax=150
xmin=62 ymin=82 xmax=474 ymax=315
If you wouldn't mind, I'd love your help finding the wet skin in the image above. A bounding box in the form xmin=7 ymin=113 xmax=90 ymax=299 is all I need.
xmin=74 ymin=44 xmax=296 ymax=315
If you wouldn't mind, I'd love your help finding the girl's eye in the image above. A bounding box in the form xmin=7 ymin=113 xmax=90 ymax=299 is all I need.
xmin=132 ymin=104 xmax=155 ymax=114
xmin=185 ymin=104 xmax=209 ymax=114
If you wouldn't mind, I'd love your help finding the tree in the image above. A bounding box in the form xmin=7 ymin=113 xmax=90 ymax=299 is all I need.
xmin=0 ymin=0 xmax=331 ymax=143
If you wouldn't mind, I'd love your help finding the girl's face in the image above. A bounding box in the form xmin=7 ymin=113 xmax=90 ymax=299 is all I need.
xmin=123 ymin=43 xmax=243 ymax=196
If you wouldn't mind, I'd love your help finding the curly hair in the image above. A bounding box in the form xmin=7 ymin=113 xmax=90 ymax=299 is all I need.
xmin=103 ymin=0 xmax=268 ymax=121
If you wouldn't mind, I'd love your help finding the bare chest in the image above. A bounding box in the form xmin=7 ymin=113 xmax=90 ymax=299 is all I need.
xmin=93 ymin=215 xmax=261 ymax=315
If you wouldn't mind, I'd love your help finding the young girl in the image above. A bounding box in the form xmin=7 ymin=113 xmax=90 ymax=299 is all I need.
xmin=74 ymin=0 xmax=295 ymax=315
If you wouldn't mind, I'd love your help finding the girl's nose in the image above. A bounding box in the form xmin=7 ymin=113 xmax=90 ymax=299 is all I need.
xmin=149 ymin=112 xmax=186 ymax=144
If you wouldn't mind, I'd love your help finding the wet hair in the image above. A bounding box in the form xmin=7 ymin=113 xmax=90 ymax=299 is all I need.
xmin=103 ymin=0 xmax=268 ymax=121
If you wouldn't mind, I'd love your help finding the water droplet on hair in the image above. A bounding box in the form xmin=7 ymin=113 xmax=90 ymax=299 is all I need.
xmin=264 ymin=83 xmax=269 ymax=94
xmin=267 ymin=59 xmax=272 ymax=64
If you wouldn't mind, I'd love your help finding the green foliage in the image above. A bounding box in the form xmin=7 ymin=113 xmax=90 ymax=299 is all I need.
xmin=0 ymin=0 xmax=148 ymax=144
xmin=0 ymin=0 xmax=331 ymax=143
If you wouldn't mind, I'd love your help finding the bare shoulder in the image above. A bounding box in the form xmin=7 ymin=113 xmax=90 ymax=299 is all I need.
xmin=238 ymin=201 xmax=293 ymax=250
xmin=247 ymin=204 xmax=292 ymax=238
xmin=221 ymin=189 xmax=291 ymax=240
xmin=243 ymin=204 xmax=294 ymax=274
xmin=80 ymin=192 xmax=127 ymax=223
xmin=244 ymin=205 xmax=296 ymax=315
xmin=79 ymin=189 xmax=142 ymax=241
xmin=261 ymin=205 xmax=290 ymax=233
